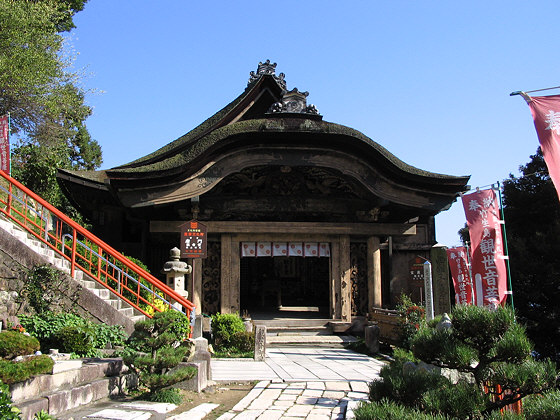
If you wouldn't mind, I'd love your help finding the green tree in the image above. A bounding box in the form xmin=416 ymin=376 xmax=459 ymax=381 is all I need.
xmin=501 ymin=148 xmax=560 ymax=363
xmin=0 ymin=0 xmax=101 ymax=214
xmin=363 ymin=305 xmax=558 ymax=419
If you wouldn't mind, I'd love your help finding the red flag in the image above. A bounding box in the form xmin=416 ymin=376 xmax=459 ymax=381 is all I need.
xmin=462 ymin=189 xmax=508 ymax=308
xmin=0 ymin=115 xmax=9 ymax=174
xmin=527 ymin=95 xmax=560 ymax=199
xmin=446 ymin=246 xmax=473 ymax=305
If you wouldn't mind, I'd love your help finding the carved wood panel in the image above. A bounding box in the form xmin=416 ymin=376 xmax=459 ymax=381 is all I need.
xmin=201 ymin=241 xmax=221 ymax=314
xmin=350 ymin=242 xmax=368 ymax=316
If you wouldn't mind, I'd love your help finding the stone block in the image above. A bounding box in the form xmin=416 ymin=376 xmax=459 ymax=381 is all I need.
xmin=254 ymin=325 xmax=267 ymax=361
xmin=17 ymin=397 xmax=48 ymax=420
xmin=364 ymin=325 xmax=380 ymax=354
xmin=175 ymin=361 xmax=206 ymax=392
xmin=193 ymin=315 xmax=203 ymax=338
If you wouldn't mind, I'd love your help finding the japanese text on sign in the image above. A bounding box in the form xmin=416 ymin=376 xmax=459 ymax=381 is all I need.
xmin=180 ymin=220 xmax=207 ymax=258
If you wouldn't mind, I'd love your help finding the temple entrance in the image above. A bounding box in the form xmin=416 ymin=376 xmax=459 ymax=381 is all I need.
xmin=240 ymin=256 xmax=330 ymax=314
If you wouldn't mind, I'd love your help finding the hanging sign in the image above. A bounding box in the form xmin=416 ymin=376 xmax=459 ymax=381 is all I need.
xmin=0 ymin=115 xmax=9 ymax=175
xmin=180 ymin=220 xmax=207 ymax=258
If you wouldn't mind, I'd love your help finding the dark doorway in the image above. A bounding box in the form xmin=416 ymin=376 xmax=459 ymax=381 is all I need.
xmin=240 ymin=256 xmax=330 ymax=313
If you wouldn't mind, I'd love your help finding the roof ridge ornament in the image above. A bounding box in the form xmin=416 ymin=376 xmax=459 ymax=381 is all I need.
xmin=269 ymin=87 xmax=321 ymax=116
xmin=248 ymin=59 xmax=286 ymax=90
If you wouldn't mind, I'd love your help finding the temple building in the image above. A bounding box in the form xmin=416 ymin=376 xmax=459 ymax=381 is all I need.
xmin=57 ymin=61 xmax=470 ymax=321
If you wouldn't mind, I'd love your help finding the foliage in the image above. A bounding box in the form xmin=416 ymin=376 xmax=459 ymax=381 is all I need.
xmin=211 ymin=313 xmax=246 ymax=350
xmin=123 ymin=311 xmax=195 ymax=395
xmin=364 ymin=305 xmax=558 ymax=418
xmin=0 ymin=355 xmax=54 ymax=385
xmin=0 ymin=379 xmax=21 ymax=419
xmin=0 ymin=331 xmax=40 ymax=359
xmin=146 ymin=387 xmax=183 ymax=404
xmin=501 ymin=148 xmax=560 ymax=363
xmin=228 ymin=331 xmax=255 ymax=353
xmin=33 ymin=410 xmax=57 ymax=420
xmin=54 ymin=325 xmax=95 ymax=355
xmin=396 ymin=294 xmax=425 ymax=350
xmin=0 ymin=0 xmax=100 ymax=218
xmin=19 ymin=312 xmax=126 ymax=354
xmin=523 ymin=389 xmax=560 ymax=420
xmin=355 ymin=398 xmax=448 ymax=420
xmin=17 ymin=264 xmax=79 ymax=315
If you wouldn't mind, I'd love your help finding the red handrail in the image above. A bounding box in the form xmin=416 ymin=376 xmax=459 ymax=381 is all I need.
xmin=0 ymin=171 xmax=195 ymax=319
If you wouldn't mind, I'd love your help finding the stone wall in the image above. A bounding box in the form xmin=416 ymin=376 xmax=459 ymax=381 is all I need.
xmin=0 ymin=226 xmax=136 ymax=333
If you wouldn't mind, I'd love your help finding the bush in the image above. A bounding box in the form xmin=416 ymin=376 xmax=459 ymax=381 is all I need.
xmin=355 ymin=399 xmax=448 ymax=420
xmin=148 ymin=387 xmax=183 ymax=404
xmin=0 ymin=379 xmax=21 ymax=420
xmin=0 ymin=355 xmax=54 ymax=384
xmin=0 ymin=331 xmax=40 ymax=359
xmin=524 ymin=389 xmax=560 ymax=420
xmin=211 ymin=313 xmax=245 ymax=349
xmin=229 ymin=331 xmax=255 ymax=353
xmin=54 ymin=325 xmax=95 ymax=356
xmin=396 ymin=294 xmax=425 ymax=350
xmin=19 ymin=312 xmax=126 ymax=354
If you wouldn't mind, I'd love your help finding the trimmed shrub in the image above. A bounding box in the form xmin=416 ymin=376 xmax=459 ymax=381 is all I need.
xmin=211 ymin=313 xmax=245 ymax=349
xmin=0 ymin=331 xmax=40 ymax=359
xmin=229 ymin=331 xmax=255 ymax=353
xmin=54 ymin=325 xmax=95 ymax=356
xmin=123 ymin=311 xmax=195 ymax=395
xmin=0 ymin=355 xmax=54 ymax=384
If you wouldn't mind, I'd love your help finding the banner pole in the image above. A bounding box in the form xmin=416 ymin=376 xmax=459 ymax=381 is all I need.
xmin=510 ymin=86 xmax=560 ymax=96
xmin=496 ymin=182 xmax=514 ymax=310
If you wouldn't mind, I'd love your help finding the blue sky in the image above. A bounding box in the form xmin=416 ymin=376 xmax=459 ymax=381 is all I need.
xmin=67 ymin=1 xmax=560 ymax=246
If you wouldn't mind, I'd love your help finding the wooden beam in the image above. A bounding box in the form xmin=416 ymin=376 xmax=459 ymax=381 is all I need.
xmin=150 ymin=220 xmax=416 ymax=236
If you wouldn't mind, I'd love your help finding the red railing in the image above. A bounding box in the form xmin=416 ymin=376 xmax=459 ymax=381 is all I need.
xmin=0 ymin=171 xmax=195 ymax=320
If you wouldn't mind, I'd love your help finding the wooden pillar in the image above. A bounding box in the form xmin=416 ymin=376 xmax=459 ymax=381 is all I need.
xmin=339 ymin=235 xmax=352 ymax=322
xmin=367 ymin=236 xmax=382 ymax=314
xmin=191 ymin=258 xmax=202 ymax=313
xmin=330 ymin=240 xmax=340 ymax=319
xmin=220 ymin=234 xmax=240 ymax=314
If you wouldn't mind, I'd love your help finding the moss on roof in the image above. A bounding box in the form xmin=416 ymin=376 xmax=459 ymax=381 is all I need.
xmin=107 ymin=117 xmax=468 ymax=183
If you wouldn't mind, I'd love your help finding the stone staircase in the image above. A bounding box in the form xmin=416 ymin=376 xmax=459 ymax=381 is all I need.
xmin=253 ymin=316 xmax=357 ymax=347
xmin=10 ymin=358 xmax=135 ymax=420
xmin=0 ymin=215 xmax=145 ymax=330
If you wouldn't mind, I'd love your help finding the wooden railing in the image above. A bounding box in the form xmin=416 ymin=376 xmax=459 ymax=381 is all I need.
xmin=0 ymin=171 xmax=195 ymax=320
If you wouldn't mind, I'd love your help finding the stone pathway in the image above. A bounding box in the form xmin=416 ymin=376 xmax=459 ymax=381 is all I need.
xmin=60 ymin=347 xmax=382 ymax=419
xmin=215 ymin=380 xmax=369 ymax=420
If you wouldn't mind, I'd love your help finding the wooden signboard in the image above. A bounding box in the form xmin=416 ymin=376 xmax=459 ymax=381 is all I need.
xmin=180 ymin=220 xmax=207 ymax=258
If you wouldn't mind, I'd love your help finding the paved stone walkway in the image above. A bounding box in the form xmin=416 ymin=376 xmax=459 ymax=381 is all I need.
xmin=215 ymin=380 xmax=369 ymax=420
xmin=59 ymin=347 xmax=383 ymax=419
xmin=212 ymin=347 xmax=385 ymax=382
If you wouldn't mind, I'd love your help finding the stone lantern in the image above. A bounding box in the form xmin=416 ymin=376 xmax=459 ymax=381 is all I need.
xmin=161 ymin=247 xmax=192 ymax=310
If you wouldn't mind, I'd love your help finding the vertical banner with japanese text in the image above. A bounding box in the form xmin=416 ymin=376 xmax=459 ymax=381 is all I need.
xmin=446 ymin=246 xmax=473 ymax=305
xmin=526 ymin=95 xmax=560 ymax=200
xmin=462 ymin=189 xmax=507 ymax=307
xmin=0 ymin=115 xmax=9 ymax=174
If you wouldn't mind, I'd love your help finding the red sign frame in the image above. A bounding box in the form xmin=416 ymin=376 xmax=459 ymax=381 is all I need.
xmin=180 ymin=220 xmax=207 ymax=259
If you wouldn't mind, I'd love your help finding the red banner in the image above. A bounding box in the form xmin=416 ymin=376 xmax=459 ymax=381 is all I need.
xmin=462 ymin=189 xmax=507 ymax=307
xmin=0 ymin=115 xmax=9 ymax=174
xmin=527 ymin=95 xmax=560 ymax=200
xmin=446 ymin=246 xmax=473 ymax=305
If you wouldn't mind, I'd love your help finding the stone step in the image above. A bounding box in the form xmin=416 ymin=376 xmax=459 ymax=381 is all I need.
xmin=253 ymin=318 xmax=332 ymax=328
xmin=267 ymin=334 xmax=358 ymax=347
xmin=266 ymin=326 xmax=331 ymax=336
xmin=10 ymin=359 xmax=127 ymax=404
xmin=16 ymin=371 xmax=136 ymax=419
xmin=90 ymin=288 xmax=111 ymax=300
